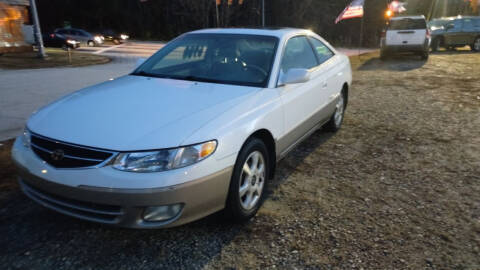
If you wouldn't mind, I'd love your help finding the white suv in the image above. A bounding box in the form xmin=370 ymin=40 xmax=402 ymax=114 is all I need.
xmin=380 ymin=15 xmax=431 ymax=60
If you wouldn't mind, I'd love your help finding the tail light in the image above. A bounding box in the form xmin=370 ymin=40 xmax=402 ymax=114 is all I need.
xmin=50 ymin=34 xmax=55 ymax=38
xmin=381 ymin=29 xmax=386 ymax=38
xmin=426 ymin=29 xmax=431 ymax=39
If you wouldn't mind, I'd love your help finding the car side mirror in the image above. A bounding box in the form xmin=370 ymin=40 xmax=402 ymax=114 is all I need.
xmin=135 ymin=58 xmax=146 ymax=69
xmin=279 ymin=68 xmax=310 ymax=85
xmin=445 ymin=24 xmax=454 ymax=30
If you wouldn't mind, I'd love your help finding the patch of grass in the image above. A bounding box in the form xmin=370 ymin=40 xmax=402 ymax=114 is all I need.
xmin=0 ymin=48 xmax=110 ymax=70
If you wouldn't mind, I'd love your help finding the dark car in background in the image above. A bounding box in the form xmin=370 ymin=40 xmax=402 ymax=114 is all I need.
xmin=54 ymin=28 xmax=104 ymax=47
xmin=42 ymin=33 xmax=80 ymax=49
xmin=429 ymin=16 xmax=480 ymax=52
xmin=98 ymin=30 xmax=129 ymax=44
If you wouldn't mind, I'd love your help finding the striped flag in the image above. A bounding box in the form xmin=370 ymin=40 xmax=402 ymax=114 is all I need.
xmin=335 ymin=0 xmax=365 ymax=24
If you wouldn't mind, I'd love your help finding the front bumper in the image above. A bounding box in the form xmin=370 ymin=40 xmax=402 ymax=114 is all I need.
xmin=12 ymin=138 xmax=233 ymax=228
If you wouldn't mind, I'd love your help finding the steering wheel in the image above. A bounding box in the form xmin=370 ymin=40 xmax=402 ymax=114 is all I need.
xmin=231 ymin=57 xmax=268 ymax=78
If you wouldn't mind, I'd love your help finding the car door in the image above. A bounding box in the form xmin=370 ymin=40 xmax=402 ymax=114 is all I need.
xmin=276 ymin=36 xmax=330 ymax=155
xmin=307 ymin=37 xmax=343 ymax=114
xmin=444 ymin=19 xmax=464 ymax=45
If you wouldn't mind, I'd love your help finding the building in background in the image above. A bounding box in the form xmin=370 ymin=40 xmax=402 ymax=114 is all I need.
xmin=0 ymin=0 xmax=33 ymax=54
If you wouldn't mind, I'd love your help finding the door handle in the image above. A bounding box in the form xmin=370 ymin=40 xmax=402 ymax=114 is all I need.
xmin=321 ymin=82 xmax=328 ymax=88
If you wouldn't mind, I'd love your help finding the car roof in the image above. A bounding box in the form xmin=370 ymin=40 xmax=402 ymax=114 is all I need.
xmin=390 ymin=15 xmax=426 ymax=21
xmin=188 ymin=27 xmax=312 ymax=38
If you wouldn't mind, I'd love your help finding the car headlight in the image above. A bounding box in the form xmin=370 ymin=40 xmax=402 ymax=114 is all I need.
xmin=22 ymin=128 xmax=31 ymax=148
xmin=94 ymin=36 xmax=103 ymax=42
xmin=120 ymin=34 xmax=129 ymax=40
xmin=66 ymin=40 xmax=76 ymax=45
xmin=112 ymin=140 xmax=217 ymax=173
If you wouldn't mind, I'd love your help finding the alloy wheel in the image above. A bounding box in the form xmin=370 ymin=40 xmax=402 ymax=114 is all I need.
xmin=239 ymin=151 xmax=265 ymax=211
xmin=334 ymin=94 xmax=345 ymax=127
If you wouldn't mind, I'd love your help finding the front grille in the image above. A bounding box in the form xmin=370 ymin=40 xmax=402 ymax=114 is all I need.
xmin=30 ymin=133 xmax=115 ymax=169
xmin=21 ymin=180 xmax=123 ymax=223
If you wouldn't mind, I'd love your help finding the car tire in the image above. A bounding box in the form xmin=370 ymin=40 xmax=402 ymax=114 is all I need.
xmin=225 ymin=137 xmax=270 ymax=223
xmin=471 ymin=37 xmax=480 ymax=52
xmin=324 ymin=88 xmax=347 ymax=132
xmin=420 ymin=51 xmax=429 ymax=60
xmin=431 ymin=37 xmax=442 ymax=52
xmin=87 ymin=41 xmax=95 ymax=47
xmin=113 ymin=39 xmax=121 ymax=45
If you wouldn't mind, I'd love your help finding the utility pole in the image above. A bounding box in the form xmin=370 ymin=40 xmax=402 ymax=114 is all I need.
xmin=30 ymin=0 xmax=46 ymax=58
xmin=215 ymin=0 xmax=220 ymax=27
xmin=261 ymin=0 xmax=265 ymax=27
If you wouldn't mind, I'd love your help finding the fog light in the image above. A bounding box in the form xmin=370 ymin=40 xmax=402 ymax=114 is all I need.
xmin=143 ymin=204 xmax=183 ymax=222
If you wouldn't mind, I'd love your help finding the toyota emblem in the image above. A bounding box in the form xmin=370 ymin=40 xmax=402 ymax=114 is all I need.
xmin=51 ymin=149 xmax=65 ymax=161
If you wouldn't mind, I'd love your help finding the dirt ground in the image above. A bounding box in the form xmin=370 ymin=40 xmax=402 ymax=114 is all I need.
xmin=0 ymin=51 xmax=479 ymax=269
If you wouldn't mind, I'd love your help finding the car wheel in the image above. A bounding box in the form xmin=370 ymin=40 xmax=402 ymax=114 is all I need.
xmin=472 ymin=37 xmax=480 ymax=52
xmin=431 ymin=37 xmax=441 ymax=52
xmin=113 ymin=39 xmax=121 ymax=45
xmin=225 ymin=138 xmax=269 ymax=222
xmin=87 ymin=41 xmax=95 ymax=47
xmin=324 ymin=89 xmax=347 ymax=132
xmin=420 ymin=51 xmax=429 ymax=60
xmin=61 ymin=44 xmax=68 ymax=51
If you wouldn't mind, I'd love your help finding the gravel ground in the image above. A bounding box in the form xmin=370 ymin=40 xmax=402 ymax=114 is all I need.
xmin=0 ymin=51 xmax=479 ymax=269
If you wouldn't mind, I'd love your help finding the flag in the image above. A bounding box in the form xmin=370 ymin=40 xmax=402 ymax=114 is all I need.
xmin=335 ymin=0 xmax=365 ymax=24
xmin=389 ymin=1 xmax=407 ymax=13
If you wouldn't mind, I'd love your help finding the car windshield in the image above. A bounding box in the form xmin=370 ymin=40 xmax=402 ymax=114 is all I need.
xmin=389 ymin=18 xmax=426 ymax=30
xmin=132 ymin=33 xmax=279 ymax=87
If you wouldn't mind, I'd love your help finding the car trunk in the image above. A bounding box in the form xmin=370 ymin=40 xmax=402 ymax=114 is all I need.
xmin=386 ymin=18 xmax=427 ymax=46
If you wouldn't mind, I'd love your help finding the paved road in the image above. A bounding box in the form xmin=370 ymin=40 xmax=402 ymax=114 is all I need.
xmin=0 ymin=41 xmax=374 ymax=141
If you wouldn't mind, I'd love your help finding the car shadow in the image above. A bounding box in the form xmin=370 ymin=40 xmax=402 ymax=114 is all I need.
xmin=358 ymin=54 xmax=427 ymax=72
xmin=0 ymin=130 xmax=336 ymax=269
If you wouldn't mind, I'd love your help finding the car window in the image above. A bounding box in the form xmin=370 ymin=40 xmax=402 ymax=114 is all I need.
xmin=447 ymin=19 xmax=463 ymax=31
xmin=389 ymin=18 xmax=426 ymax=30
xmin=280 ymin=36 xmax=318 ymax=73
xmin=135 ymin=33 xmax=278 ymax=87
xmin=153 ymin=43 xmax=208 ymax=69
xmin=474 ymin=19 xmax=480 ymax=28
xmin=307 ymin=37 xmax=334 ymax=65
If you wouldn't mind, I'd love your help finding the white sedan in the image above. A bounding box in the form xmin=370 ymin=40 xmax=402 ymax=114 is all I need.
xmin=12 ymin=28 xmax=352 ymax=228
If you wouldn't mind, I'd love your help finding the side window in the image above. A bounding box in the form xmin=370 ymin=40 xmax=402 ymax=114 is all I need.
xmin=308 ymin=37 xmax=334 ymax=64
xmin=280 ymin=36 xmax=318 ymax=73
xmin=448 ymin=19 xmax=462 ymax=31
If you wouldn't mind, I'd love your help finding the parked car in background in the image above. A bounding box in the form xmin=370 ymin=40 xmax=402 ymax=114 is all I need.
xmin=42 ymin=33 xmax=80 ymax=50
xmin=428 ymin=16 xmax=480 ymax=52
xmin=99 ymin=29 xmax=129 ymax=44
xmin=12 ymin=28 xmax=352 ymax=229
xmin=380 ymin=15 xmax=430 ymax=60
xmin=54 ymin=28 xmax=103 ymax=47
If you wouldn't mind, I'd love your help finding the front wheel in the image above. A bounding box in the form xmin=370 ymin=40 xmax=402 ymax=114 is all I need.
xmin=471 ymin=37 xmax=480 ymax=52
xmin=225 ymin=138 xmax=269 ymax=222
xmin=324 ymin=89 xmax=347 ymax=132
xmin=87 ymin=41 xmax=95 ymax=47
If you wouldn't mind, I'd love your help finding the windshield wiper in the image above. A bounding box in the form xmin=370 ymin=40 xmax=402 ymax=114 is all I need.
xmin=174 ymin=75 xmax=222 ymax=84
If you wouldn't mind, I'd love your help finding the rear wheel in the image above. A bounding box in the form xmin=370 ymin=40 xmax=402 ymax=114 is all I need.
xmin=324 ymin=89 xmax=347 ymax=132
xmin=472 ymin=37 xmax=480 ymax=52
xmin=420 ymin=50 xmax=429 ymax=60
xmin=87 ymin=41 xmax=95 ymax=47
xmin=225 ymin=138 xmax=269 ymax=222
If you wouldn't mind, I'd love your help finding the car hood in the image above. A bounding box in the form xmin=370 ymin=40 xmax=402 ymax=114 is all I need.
xmin=28 ymin=75 xmax=260 ymax=151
